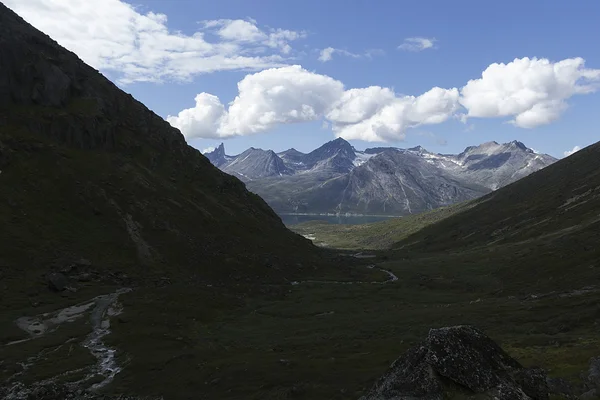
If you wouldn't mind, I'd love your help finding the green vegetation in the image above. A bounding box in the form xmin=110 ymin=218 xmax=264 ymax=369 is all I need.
xmin=3 ymin=6 xmax=600 ymax=398
xmin=104 ymin=250 xmax=600 ymax=399
xmin=290 ymin=201 xmax=474 ymax=249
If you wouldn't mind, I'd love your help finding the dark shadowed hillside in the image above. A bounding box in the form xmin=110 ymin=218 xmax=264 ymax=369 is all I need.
xmin=0 ymin=1 xmax=322 ymax=289
xmin=398 ymin=141 xmax=600 ymax=252
xmin=3 ymin=3 xmax=600 ymax=400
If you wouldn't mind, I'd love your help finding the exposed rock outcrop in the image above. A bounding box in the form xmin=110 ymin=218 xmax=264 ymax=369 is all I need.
xmin=208 ymin=140 xmax=556 ymax=216
xmin=361 ymin=326 xmax=548 ymax=400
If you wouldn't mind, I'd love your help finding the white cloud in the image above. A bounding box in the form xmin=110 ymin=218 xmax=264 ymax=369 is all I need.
xmin=398 ymin=37 xmax=437 ymax=52
xmin=220 ymin=65 xmax=345 ymax=135
xmin=168 ymin=65 xmax=345 ymax=138
xmin=329 ymin=87 xmax=460 ymax=142
xmin=168 ymin=57 xmax=600 ymax=142
xmin=564 ymin=145 xmax=582 ymax=157
xmin=167 ymin=93 xmax=227 ymax=139
xmin=318 ymin=47 xmax=360 ymax=62
xmin=202 ymin=146 xmax=216 ymax=154
xmin=4 ymin=0 xmax=306 ymax=84
xmin=168 ymin=67 xmax=459 ymax=142
xmin=318 ymin=47 xmax=336 ymax=62
xmin=202 ymin=19 xmax=306 ymax=54
xmin=318 ymin=47 xmax=384 ymax=62
xmin=460 ymin=57 xmax=600 ymax=128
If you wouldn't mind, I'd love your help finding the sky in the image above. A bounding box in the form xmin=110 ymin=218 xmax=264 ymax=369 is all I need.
xmin=6 ymin=0 xmax=600 ymax=159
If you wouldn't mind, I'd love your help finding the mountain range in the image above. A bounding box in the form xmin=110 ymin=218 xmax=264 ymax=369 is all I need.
xmin=2 ymin=3 xmax=600 ymax=399
xmin=205 ymin=138 xmax=557 ymax=216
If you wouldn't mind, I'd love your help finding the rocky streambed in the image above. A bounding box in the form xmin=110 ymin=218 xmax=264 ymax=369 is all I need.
xmin=2 ymin=288 xmax=131 ymax=399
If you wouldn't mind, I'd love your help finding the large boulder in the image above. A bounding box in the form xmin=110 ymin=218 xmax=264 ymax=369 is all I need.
xmin=360 ymin=325 xmax=548 ymax=400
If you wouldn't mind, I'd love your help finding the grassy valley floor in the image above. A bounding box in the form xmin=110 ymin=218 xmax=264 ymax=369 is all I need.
xmin=3 ymin=244 xmax=599 ymax=399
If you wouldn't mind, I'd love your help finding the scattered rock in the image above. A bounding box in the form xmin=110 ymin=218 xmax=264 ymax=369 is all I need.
xmin=580 ymin=388 xmax=599 ymax=399
xmin=588 ymin=356 xmax=600 ymax=389
xmin=47 ymin=272 xmax=68 ymax=292
xmin=360 ymin=325 xmax=549 ymax=400
xmin=546 ymin=377 xmax=574 ymax=398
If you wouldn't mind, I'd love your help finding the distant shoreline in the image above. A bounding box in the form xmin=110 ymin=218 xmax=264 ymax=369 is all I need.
xmin=278 ymin=212 xmax=402 ymax=218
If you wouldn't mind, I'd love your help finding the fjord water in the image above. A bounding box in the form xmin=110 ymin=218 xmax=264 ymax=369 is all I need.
xmin=280 ymin=213 xmax=398 ymax=226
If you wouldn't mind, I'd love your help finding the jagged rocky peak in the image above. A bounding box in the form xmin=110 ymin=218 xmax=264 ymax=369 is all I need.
xmin=303 ymin=137 xmax=357 ymax=172
xmin=361 ymin=325 xmax=550 ymax=400
xmin=205 ymin=136 xmax=557 ymax=216
xmin=279 ymin=147 xmax=305 ymax=156
xmin=316 ymin=137 xmax=354 ymax=154
xmin=203 ymin=142 xmax=229 ymax=167
xmin=214 ymin=142 xmax=225 ymax=154
xmin=506 ymin=140 xmax=536 ymax=154
xmin=408 ymin=145 xmax=427 ymax=152
xmin=222 ymin=147 xmax=292 ymax=180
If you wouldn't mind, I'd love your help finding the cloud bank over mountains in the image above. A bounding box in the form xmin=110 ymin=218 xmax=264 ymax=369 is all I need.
xmin=168 ymin=58 xmax=600 ymax=142
xmin=9 ymin=0 xmax=600 ymax=142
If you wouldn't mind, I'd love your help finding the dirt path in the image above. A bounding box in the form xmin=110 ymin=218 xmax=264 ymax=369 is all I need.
xmin=291 ymin=253 xmax=398 ymax=285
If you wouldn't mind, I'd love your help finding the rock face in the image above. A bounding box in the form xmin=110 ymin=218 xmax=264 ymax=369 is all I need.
xmin=222 ymin=148 xmax=293 ymax=180
xmin=361 ymin=326 xmax=549 ymax=400
xmin=203 ymin=143 xmax=229 ymax=167
xmin=207 ymin=140 xmax=556 ymax=216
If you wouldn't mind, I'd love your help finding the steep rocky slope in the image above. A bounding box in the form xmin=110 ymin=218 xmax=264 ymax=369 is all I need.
xmin=398 ymin=140 xmax=600 ymax=254
xmin=222 ymin=148 xmax=293 ymax=180
xmin=0 ymin=2 xmax=320 ymax=292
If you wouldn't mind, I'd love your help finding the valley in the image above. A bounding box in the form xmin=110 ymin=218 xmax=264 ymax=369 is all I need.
xmin=1 ymin=2 xmax=600 ymax=400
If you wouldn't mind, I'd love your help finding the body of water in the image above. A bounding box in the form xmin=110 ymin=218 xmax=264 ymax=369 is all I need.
xmin=280 ymin=214 xmax=398 ymax=226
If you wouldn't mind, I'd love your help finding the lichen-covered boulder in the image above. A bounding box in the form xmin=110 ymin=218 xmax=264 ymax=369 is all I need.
xmin=360 ymin=325 xmax=549 ymax=400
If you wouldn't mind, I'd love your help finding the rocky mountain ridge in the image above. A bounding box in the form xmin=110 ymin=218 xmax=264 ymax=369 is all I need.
xmin=204 ymin=139 xmax=557 ymax=216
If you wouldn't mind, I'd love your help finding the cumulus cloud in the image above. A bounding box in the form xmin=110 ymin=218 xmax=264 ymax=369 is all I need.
xmin=563 ymin=145 xmax=582 ymax=157
xmin=318 ymin=47 xmax=384 ymax=62
xmin=4 ymin=0 xmax=306 ymax=84
xmin=328 ymin=87 xmax=460 ymax=141
xmin=168 ymin=57 xmax=600 ymax=141
xmin=168 ymin=65 xmax=344 ymax=138
xmin=398 ymin=37 xmax=437 ymax=52
xmin=460 ymin=57 xmax=600 ymax=128
xmin=167 ymin=93 xmax=227 ymax=139
xmin=201 ymin=146 xmax=216 ymax=154
xmin=168 ymin=57 xmax=600 ymax=142
xmin=168 ymin=66 xmax=459 ymax=142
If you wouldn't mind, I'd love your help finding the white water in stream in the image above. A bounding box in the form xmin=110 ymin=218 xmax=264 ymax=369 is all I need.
xmin=3 ymin=288 xmax=131 ymax=398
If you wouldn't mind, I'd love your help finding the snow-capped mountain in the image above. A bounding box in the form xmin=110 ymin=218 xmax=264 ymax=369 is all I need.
xmin=203 ymin=139 xmax=557 ymax=215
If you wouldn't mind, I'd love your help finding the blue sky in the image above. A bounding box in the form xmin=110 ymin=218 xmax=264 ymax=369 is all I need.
xmin=7 ymin=0 xmax=600 ymax=158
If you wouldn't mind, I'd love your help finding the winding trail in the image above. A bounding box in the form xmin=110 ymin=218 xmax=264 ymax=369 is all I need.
xmin=291 ymin=253 xmax=398 ymax=285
